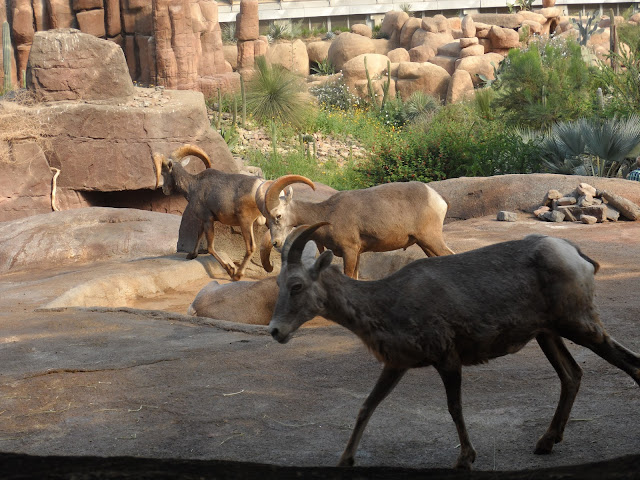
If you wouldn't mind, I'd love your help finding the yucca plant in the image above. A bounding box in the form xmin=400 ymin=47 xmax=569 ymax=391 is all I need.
xmin=245 ymin=56 xmax=315 ymax=129
xmin=404 ymin=91 xmax=440 ymax=123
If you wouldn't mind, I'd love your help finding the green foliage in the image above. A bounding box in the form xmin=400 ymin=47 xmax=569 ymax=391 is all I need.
xmin=246 ymin=148 xmax=364 ymax=191
xmin=399 ymin=3 xmax=413 ymax=16
xmin=360 ymin=103 xmax=543 ymax=185
xmin=245 ymin=56 xmax=315 ymax=129
xmin=507 ymin=0 xmax=534 ymax=13
xmin=491 ymin=38 xmax=597 ymax=129
xmin=539 ymin=115 xmax=640 ymax=177
xmin=267 ymin=23 xmax=290 ymax=41
xmin=403 ymin=91 xmax=440 ymax=123
xmin=571 ymin=11 xmax=600 ymax=46
xmin=310 ymin=77 xmax=365 ymax=111
xmin=594 ymin=31 xmax=640 ymax=117
xmin=311 ymin=57 xmax=335 ymax=76
xmin=221 ymin=22 xmax=236 ymax=44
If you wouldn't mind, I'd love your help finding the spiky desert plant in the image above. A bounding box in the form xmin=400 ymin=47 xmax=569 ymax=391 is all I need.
xmin=404 ymin=90 xmax=440 ymax=123
xmin=245 ymin=56 xmax=314 ymax=129
xmin=540 ymin=116 xmax=640 ymax=176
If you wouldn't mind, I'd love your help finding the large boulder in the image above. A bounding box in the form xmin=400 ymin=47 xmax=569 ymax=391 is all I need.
xmin=446 ymin=69 xmax=475 ymax=104
xmin=265 ymin=39 xmax=309 ymax=75
xmin=429 ymin=174 xmax=640 ymax=220
xmin=0 ymin=141 xmax=53 ymax=221
xmin=306 ymin=40 xmax=331 ymax=64
xmin=455 ymin=52 xmax=504 ymax=86
xmin=470 ymin=13 xmax=524 ymax=29
xmin=12 ymin=88 xmax=237 ymax=196
xmin=188 ymin=278 xmax=278 ymax=325
xmin=396 ymin=61 xmax=450 ymax=100
xmin=380 ymin=10 xmax=409 ymax=45
xmin=399 ymin=17 xmax=421 ymax=49
xmin=327 ymin=32 xmax=375 ymax=72
xmin=0 ymin=207 xmax=181 ymax=274
xmin=26 ymin=29 xmax=134 ymax=102
xmin=489 ymin=25 xmax=521 ymax=49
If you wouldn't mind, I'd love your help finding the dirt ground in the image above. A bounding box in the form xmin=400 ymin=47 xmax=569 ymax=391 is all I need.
xmin=0 ymin=214 xmax=639 ymax=478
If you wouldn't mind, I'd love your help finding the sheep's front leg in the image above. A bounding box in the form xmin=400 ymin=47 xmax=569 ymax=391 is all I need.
xmin=338 ymin=365 xmax=407 ymax=466
xmin=436 ymin=364 xmax=476 ymax=470
xmin=231 ymin=220 xmax=256 ymax=281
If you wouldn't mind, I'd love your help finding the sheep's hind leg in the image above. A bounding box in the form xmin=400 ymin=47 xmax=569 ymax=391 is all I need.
xmin=337 ymin=365 xmax=407 ymax=466
xmin=436 ymin=363 xmax=476 ymax=469
xmin=564 ymin=325 xmax=640 ymax=387
xmin=204 ymin=220 xmax=237 ymax=279
xmin=534 ymin=333 xmax=583 ymax=454
xmin=417 ymin=236 xmax=455 ymax=257
xmin=186 ymin=221 xmax=205 ymax=260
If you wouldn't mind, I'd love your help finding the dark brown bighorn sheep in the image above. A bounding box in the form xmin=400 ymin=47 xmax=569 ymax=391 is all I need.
xmin=269 ymin=223 xmax=640 ymax=469
xmin=153 ymin=144 xmax=264 ymax=281
xmin=256 ymin=175 xmax=454 ymax=278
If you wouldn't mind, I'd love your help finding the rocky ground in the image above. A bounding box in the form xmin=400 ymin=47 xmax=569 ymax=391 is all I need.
xmin=1 ymin=176 xmax=639 ymax=478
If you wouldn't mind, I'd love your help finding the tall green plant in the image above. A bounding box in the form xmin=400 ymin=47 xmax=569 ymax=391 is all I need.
xmin=492 ymin=38 xmax=597 ymax=129
xmin=3 ymin=21 xmax=12 ymax=92
xmin=245 ymin=56 xmax=315 ymax=129
xmin=571 ymin=11 xmax=600 ymax=46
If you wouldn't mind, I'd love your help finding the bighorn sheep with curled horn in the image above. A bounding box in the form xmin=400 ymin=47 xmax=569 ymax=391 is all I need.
xmin=256 ymin=175 xmax=454 ymax=278
xmin=153 ymin=144 xmax=265 ymax=281
xmin=269 ymin=223 xmax=640 ymax=469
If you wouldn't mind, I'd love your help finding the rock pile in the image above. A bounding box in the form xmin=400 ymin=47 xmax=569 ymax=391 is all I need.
xmin=534 ymin=182 xmax=640 ymax=224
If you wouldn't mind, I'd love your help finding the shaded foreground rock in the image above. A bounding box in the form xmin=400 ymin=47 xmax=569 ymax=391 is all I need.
xmin=1 ymin=452 xmax=640 ymax=480
xmin=0 ymin=207 xmax=180 ymax=274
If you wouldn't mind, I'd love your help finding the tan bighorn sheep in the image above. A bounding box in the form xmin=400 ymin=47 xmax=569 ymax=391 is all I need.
xmin=153 ymin=144 xmax=264 ymax=281
xmin=256 ymin=175 xmax=454 ymax=278
xmin=269 ymin=223 xmax=640 ymax=469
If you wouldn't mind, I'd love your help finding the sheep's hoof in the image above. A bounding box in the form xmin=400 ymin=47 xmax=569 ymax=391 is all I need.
xmin=534 ymin=434 xmax=556 ymax=455
xmin=454 ymin=448 xmax=476 ymax=470
xmin=231 ymin=272 xmax=244 ymax=281
xmin=186 ymin=252 xmax=198 ymax=260
xmin=337 ymin=457 xmax=354 ymax=467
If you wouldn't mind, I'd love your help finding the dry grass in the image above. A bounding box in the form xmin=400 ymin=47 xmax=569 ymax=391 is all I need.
xmin=0 ymin=90 xmax=55 ymax=164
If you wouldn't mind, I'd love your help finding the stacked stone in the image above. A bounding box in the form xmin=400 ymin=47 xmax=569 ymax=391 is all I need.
xmin=534 ymin=183 xmax=640 ymax=224
xmin=235 ymin=0 xmax=267 ymax=73
xmin=446 ymin=15 xmax=479 ymax=104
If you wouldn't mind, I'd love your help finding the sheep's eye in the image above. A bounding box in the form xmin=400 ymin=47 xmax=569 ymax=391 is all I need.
xmin=290 ymin=284 xmax=303 ymax=295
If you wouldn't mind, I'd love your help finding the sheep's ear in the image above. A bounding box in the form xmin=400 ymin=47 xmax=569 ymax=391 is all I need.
xmin=282 ymin=186 xmax=294 ymax=205
xmin=310 ymin=250 xmax=333 ymax=280
xmin=180 ymin=157 xmax=191 ymax=167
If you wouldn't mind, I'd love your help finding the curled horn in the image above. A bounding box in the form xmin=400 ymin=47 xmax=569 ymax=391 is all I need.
xmin=170 ymin=144 xmax=213 ymax=168
xmin=153 ymin=153 xmax=168 ymax=189
xmin=260 ymin=229 xmax=274 ymax=272
xmin=264 ymin=175 xmax=315 ymax=215
xmin=282 ymin=222 xmax=329 ymax=266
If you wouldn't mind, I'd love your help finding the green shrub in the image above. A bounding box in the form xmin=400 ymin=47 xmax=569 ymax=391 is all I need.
xmin=491 ymin=37 xmax=597 ymax=129
xmin=360 ymin=103 xmax=543 ymax=184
